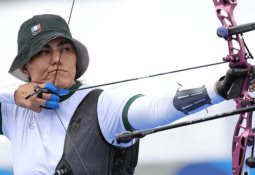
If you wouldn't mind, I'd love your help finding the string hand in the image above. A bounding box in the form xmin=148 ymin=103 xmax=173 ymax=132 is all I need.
xmin=16 ymin=82 xmax=69 ymax=112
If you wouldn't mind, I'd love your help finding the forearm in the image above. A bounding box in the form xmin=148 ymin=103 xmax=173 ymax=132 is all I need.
xmin=127 ymin=82 xmax=224 ymax=130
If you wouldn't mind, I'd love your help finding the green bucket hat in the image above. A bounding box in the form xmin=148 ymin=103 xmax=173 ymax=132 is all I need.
xmin=9 ymin=14 xmax=89 ymax=82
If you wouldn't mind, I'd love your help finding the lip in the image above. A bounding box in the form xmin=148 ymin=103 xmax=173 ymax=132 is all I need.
xmin=49 ymin=69 xmax=67 ymax=73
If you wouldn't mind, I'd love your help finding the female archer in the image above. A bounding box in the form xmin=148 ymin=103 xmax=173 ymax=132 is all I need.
xmin=0 ymin=14 xmax=251 ymax=175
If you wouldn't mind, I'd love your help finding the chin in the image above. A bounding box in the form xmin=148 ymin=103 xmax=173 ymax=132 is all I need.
xmin=54 ymin=80 xmax=75 ymax=89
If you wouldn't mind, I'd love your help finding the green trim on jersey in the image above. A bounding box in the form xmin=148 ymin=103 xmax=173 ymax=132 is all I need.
xmin=122 ymin=94 xmax=144 ymax=131
xmin=60 ymin=82 xmax=82 ymax=102
xmin=0 ymin=103 xmax=2 ymax=135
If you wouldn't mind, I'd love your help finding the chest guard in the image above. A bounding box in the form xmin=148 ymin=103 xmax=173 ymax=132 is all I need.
xmin=54 ymin=89 xmax=139 ymax=175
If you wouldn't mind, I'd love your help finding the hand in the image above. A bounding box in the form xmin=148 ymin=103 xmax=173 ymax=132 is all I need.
xmin=14 ymin=82 xmax=69 ymax=113
xmin=215 ymin=68 xmax=248 ymax=100
xmin=249 ymin=66 xmax=255 ymax=92
xmin=249 ymin=79 xmax=255 ymax=92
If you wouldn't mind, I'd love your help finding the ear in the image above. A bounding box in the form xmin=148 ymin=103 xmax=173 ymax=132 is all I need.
xmin=20 ymin=65 xmax=30 ymax=78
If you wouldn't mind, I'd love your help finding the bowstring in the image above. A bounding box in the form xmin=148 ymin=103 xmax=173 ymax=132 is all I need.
xmin=53 ymin=0 xmax=75 ymax=84
xmin=52 ymin=0 xmax=90 ymax=174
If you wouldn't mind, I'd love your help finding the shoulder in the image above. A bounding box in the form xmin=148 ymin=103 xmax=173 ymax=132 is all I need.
xmin=98 ymin=87 xmax=141 ymax=105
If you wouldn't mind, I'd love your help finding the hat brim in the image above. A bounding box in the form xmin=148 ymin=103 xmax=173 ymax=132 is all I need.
xmin=9 ymin=32 xmax=89 ymax=82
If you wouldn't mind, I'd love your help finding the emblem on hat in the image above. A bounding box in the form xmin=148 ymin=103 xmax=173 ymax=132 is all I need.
xmin=31 ymin=24 xmax=41 ymax=35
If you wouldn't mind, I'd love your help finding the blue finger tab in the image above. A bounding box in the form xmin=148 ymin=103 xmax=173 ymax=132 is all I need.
xmin=58 ymin=89 xmax=70 ymax=96
xmin=45 ymin=101 xmax=59 ymax=109
xmin=49 ymin=94 xmax=60 ymax=102
xmin=45 ymin=82 xmax=59 ymax=93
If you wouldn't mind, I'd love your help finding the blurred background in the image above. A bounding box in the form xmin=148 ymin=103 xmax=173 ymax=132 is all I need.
xmin=1 ymin=0 xmax=255 ymax=174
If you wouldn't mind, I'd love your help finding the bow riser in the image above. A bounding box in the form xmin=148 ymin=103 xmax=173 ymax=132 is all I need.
xmin=213 ymin=0 xmax=255 ymax=174
xmin=214 ymin=0 xmax=249 ymax=68
xmin=232 ymin=112 xmax=254 ymax=175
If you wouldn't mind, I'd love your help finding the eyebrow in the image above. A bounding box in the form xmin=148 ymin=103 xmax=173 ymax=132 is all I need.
xmin=58 ymin=40 xmax=72 ymax=47
xmin=42 ymin=40 xmax=73 ymax=49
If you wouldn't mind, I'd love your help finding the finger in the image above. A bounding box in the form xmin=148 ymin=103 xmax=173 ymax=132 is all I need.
xmin=38 ymin=82 xmax=69 ymax=96
xmin=24 ymin=98 xmax=43 ymax=113
xmin=41 ymin=93 xmax=60 ymax=102
xmin=44 ymin=101 xmax=59 ymax=109
xmin=58 ymin=88 xmax=70 ymax=96
xmin=49 ymin=94 xmax=60 ymax=102
xmin=250 ymin=83 xmax=255 ymax=87
xmin=35 ymin=83 xmax=58 ymax=98
xmin=35 ymin=98 xmax=59 ymax=109
xmin=36 ymin=88 xmax=48 ymax=98
xmin=44 ymin=82 xmax=59 ymax=93
xmin=31 ymin=106 xmax=42 ymax=113
xmin=34 ymin=98 xmax=47 ymax=107
xmin=41 ymin=93 xmax=51 ymax=100
xmin=249 ymin=84 xmax=255 ymax=91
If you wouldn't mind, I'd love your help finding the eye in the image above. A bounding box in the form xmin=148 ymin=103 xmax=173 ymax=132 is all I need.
xmin=61 ymin=44 xmax=74 ymax=53
xmin=61 ymin=46 xmax=70 ymax=52
xmin=37 ymin=49 xmax=49 ymax=56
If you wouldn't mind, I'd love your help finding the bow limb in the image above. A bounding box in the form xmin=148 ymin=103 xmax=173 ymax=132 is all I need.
xmin=213 ymin=0 xmax=255 ymax=174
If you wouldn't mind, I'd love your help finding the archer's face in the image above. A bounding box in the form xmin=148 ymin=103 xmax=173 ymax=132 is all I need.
xmin=21 ymin=37 xmax=77 ymax=89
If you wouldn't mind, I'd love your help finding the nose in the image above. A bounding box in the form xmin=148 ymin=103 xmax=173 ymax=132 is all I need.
xmin=52 ymin=51 xmax=62 ymax=66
